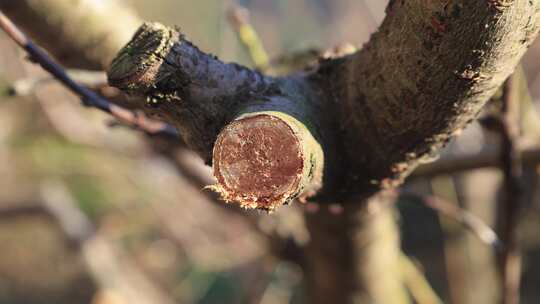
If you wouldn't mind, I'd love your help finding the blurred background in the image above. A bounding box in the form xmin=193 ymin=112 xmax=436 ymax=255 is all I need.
xmin=0 ymin=0 xmax=539 ymax=303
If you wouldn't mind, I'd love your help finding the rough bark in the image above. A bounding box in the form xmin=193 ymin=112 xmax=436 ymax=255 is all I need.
xmin=322 ymin=0 xmax=540 ymax=196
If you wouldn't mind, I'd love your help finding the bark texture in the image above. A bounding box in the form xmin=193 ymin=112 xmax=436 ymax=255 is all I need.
xmin=323 ymin=0 xmax=540 ymax=196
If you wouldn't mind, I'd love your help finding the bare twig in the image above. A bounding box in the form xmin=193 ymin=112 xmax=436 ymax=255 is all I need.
xmin=400 ymin=253 xmax=443 ymax=304
xmin=227 ymin=5 xmax=270 ymax=70
xmin=412 ymin=143 xmax=540 ymax=179
xmin=7 ymin=69 xmax=107 ymax=97
xmin=0 ymin=11 xmax=179 ymax=139
xmin=401 ymin=192 xmax=500 ymax=248
xmin=496 ymin=75 xmax=524 ymax=304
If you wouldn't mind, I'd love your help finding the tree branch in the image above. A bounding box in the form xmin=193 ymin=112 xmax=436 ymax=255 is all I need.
xmin=108 ymin=1 xmax=540 ymax=209
xmin=107 ymin=23 xmax=329 ymax=210
xmin=101 ymin=4 xmax=540 ymax=303
xmin=321 ymin=0 xmax=540 ymax=196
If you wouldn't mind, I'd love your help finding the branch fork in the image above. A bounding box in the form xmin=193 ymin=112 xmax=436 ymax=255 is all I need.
xmin=106 ymin=1 xmax=540 ymax=212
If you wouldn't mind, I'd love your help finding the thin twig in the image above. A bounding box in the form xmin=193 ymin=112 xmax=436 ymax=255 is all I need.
xmin=227 ymin=5 xmax=270 ymax=70
xmin=0 ymin=10 xmax=179 ymax=139
xmin=401 ymin=192 xmax=500 ymax=248
xmin=412 ymin=143 xmax=540 ymax=179
xmin=400 ymin=253 xmax=444 ymax=304
xmin=7 ymin=69 xmax=107 ymax=97
xmin=496 ymin=75 xmax=524 ymax=304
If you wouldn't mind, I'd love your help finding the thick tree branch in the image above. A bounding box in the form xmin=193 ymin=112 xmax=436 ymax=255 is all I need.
xmin=321 ymin=0 xmax=540 ymax=196
xmin=107 ymin=23 xmax=275 ymax=159
xmin=102 ymin=4 xmax=540 ymax=303
xmin=108 ymin=1 xmax=540 ymax=209
xmin=108 ymin=23 xmax=330 ymax=210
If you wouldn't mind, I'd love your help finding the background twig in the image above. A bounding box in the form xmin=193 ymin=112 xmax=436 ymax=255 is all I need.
xmin=401 ymin=192 xmax=500 ymax=248
xmin=227 ymin=5 xmax=270 ymax=71
xmin=0 ymin=10 xmax=179 ymax=139
xmin=496 ymin=75 xmax=525 ymax=304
